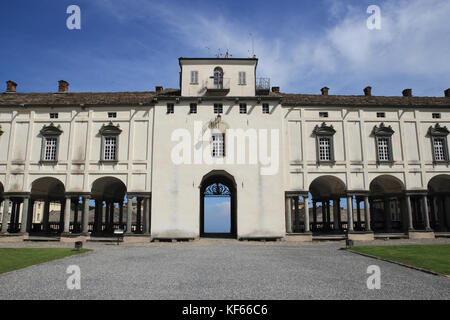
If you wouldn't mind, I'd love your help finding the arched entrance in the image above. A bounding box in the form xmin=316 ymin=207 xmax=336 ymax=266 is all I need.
xmin=428 ymin=175 xmax=450 ymax=231
xmin=369 ymin=175 xmax=405 ymax=233
xmin=308 ymin=176 xmax=346 ymax=233
xmin=30 ymin=177 xmax=66 ymax=235
xmin=91 ymin=177 xmax=127 ymax=235
xmin=200 ymin=170 xmax=237 ymax=238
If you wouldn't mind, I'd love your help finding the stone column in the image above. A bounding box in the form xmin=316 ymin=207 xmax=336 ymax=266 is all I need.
xmin=136 ymin=198 xmax=142 ymax=233
xmin=143 ymin=197 xmax=150 ymax=234
xmin=1 ymin=197 xmax=10 ymax=233
xmin=126 ymin=197 xmax=133 ymax=234
xmin=304 ymin=195 xmax=310 ymax=232
xmin=326 ymin=200 xmax=331 ymax=230
xmin=333 ymin=199 xmax=340 ymax=231
xmin=119 ymin=201 xmax=124 ymax=226
xmin=384 ymin=197 xmax=392 ymax=232
xmin=20 ymin=197 xmax=30 ymax=234
xmin=356 ymin=198 xmax=362 ymax=229
xmin=43 ymin=200 xmax=50 ymax=233
xmin=10 ymin=200 xmax=17 ymax=232
xmin=364 ymin=196 xmax=371 ymax=231
xmin=63 ymin=196 xmax=72 ymax=234
xmin=109 ymin=202 xmax=115 ymax=232
xmin=347 ymin=196 xmax=354 ymax=232
xmin=422 ymin=195 xmax=431 ymax=231
xmin=285 ymin=197 xmax=292 ymax=233
xmin=81 ymin=196 xmax=90 ymax=235
xmin=14 ymin=200 xmax=22 ymax=231
xmin=405 ymin=195 xmax=414 ymax=231
xmin=102 ymin=202 xmax=106 ymax=232
xmin=73 ymin=199 xmax=79 ymax=233
xmin=312 ymin=200 xmax=317 ymax=231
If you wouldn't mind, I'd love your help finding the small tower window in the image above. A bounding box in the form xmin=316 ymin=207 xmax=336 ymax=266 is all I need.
xmin=50 ymin=113 xmax=59 ymax=119
xmin=108 ymin=112 xmax=117 ymax=118
xmin=190 ymin=71 xmax=198 ymax=84
xmin=319 ymin=112 xmax=329 ymax=118
xmin=167 ymin=103 xmax=174 ymax=114
xmin=432 ymin=113 xmax=441 ymax=119
xmin=239 ymin=103 xmax=247 ymax=114
xmin=262 ymin=103 xmax=270 ymax=114
xmin=190 ymin=103 xmax=197 ymax=114
xmin=212 ymin=133 xmax=225 ymax=158
xmin=377 ymin=112 xmax=386 ymax=118
xmin=238 ymin=72 xmax=246 ymax=85
xmin=214 ymin=103 xmax=223 ymax=114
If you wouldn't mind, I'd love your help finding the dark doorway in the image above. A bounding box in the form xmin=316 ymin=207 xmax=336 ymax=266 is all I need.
xmin=200 ymin=171 xmax=237 ymax=238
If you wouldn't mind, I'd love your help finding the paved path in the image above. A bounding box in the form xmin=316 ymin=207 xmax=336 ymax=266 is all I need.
xmin=0 ymin=240 xmax=449 ymax=299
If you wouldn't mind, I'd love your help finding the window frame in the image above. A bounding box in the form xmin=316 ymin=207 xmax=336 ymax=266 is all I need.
xmin=190 ymin=71 xmax=199 ymax=84
xmin=167 ymin=103 xmax=174 ymax=114
xmin=238 ymin=71 xmax=246 ymax=85
xmin=189 ymin=103 xmax=197 ymax=114
xmin=211 ymin=133 xmax=225 ymax=158
xmin=319 ymin=112 xmax=329 ymax=118
xmin=432 ymin=113 xmax=441 ymax=119
xmin=262 ymin=103 xmax=270 ymax=114
xmin=49 ymin=113 xmax=59 ymax=119
xmin=39 ymin=123 xmax=63 ymax=164
xmin=108 ymin=112 xmax=117 ymax=119
xmin=428 ymin=123 xmax=450 ymax=164
xmin=313 ymin=122 xmax=336 ymax=164
xmin=213 ymin=103 xmax=223 ymax=114
xmin=373 ymin=123 xmax=395 ymax=164
xmin=239 ymin=103 xmax=247 ymax=114
xmin=99 ymin=122 xmax=122 ymax=163
xmin=376 ymin=112 xmax=386 ymax=118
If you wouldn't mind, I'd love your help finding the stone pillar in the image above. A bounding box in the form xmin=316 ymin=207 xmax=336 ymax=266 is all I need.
xmin=43 ymin=200 xmax=50 ymax=233
xmin=1 ymin=197 xmax=10 ymax=233
xmin=422 ymin=195 xmax=431 ymax=231
xmin=136 ymin=198 xmax=142 ymax=233
xmin=405 ymin=195 xmax=414 ymax=231
xmin=312 ymin=200 xmax=317 ymax=231
xmin=304 ymin=195 xmax=310 ymax=233
xmin=364 ymin=196 xmax=371 ymax=231
xmin=20 ymin=197 xmax=30 ymax=234
xmin=285 ymin=196 xmax=292 ymax=233
xmin=126 ymin=197 xmax=132 ymax=234
xmin=59 ymin=200 xmax=66 ymax=233
xmin=293 ymin=197 xmax=299 ymax=231
xmin=356 ymin=198 xmax=362 ymax=229
xmin=81 ymin=196 xmax=90 ymax=235
xmin=333 ymin=199 xmax=339 ymax=231
xmin=73 ymin=199 xmax=79 ymax=233
xmin=326 ymin=200 xmax=331 ymax=230
xmin=119 ymin=201 xmax=124 ymax=226
xmin=63 ymin=196 xmax=72 ymax=234
xmin=102 ymin=202 xmax=106 ymax=232
xmin=109 ymin=202 xmax=115 ymax=232
xmin=347 ymin=196 xmax=354 ymax=232
xmin=14 ymin=200 xmax=22 ymax=231
xmin=10 ymin=200 xmax=17 ymax=232
xmin=143 ymin=197 xmax=150 ymax=234
xmin=26 ymin=199 xmax=34 ymax=232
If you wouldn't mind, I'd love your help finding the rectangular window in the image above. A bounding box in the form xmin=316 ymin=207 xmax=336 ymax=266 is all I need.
xmin=239 ymin=103 xmax=247 ymax=114
xmin=190 ymin=71 xmax=198 ymax=84
xmin=318 ymin=137 xmax=331 ymax=161
xmin=432 ymin=113 xmax=441 ymax=119
xmin=433 ymin=138 xmax=446 ymax=161
xmin=167 ymin=103 xmax=174 ymax=114
xmin=319 ymin=112 xmax=328 ymax=118
xmin=377 ymin=112 xmax=386 ymax=118
xmin=214 ymin=103 xmax=223 ymax=114
xmin=43 ymin=137 xmax=57 ymax=161
xmin=262 ymin=103 xmax=270 ymax=114
xmin=212 ymin=133 xmax=225 ymax=158
xmin=108 ymin=112 xmax=117 ymax=118
xmin=103 ymin=137 xmax=117 ymax=161
xmin=377 ymin=137 xmax=391 ymax=161
xmin=238 ymin=72 xmax=246 ymax=85
xmin=50 ymin=113 xmax=58 ymax=119
xmin=189 ymin=103 xmax=197 ymax=114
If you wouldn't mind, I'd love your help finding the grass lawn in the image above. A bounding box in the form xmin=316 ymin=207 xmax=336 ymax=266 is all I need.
xmin=349 ymin=244 xmax=450 ymax=275
xmin=0 ymin=248 xmax=90 ymax=274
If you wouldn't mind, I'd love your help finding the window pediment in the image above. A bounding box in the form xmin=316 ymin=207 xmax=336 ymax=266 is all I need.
xmin=40 ymin=123 xmax=63 ymax=136
xmin=99 ymin=121 xmax=122 ymax=136
xmin=429 ymin=123 xmax=449 ymax=137
xmin=313 ymin=122 xmax=336 ymax=136
xmin=373 ymin=123 xmax=394 ymax=136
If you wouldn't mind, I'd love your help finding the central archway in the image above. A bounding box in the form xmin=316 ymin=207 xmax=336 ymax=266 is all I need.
xmin=200 ymin=170 xmax=237 ymax=238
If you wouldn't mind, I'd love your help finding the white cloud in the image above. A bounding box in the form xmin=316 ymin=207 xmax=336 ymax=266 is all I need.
xmin=95 ymin=0 xmax=450 ymax=96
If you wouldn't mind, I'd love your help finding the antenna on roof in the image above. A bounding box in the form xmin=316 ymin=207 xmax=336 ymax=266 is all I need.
xmin=215 ymin=48 xmax=222 ymax=58
xmin=224 ymin=49 xmax=232 ymax=58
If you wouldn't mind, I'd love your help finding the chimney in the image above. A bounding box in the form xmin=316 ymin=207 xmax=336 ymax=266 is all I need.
xmin=155 ymin=86 xmax=163 ymax=93
xmin=402 ymin=89 xmax=412 ymax=97
xmin=6 ymin=80 xmax=17 ymax=93
xmin=364 ymin=86 xmax=372 ymax=96
xmin=445 ymin=88 xmax=450 ymax=97
xmin=271 ymin=86 xmax=280 ymax=93
xmin=321 ymin=87 xmax=329 ymax=96
xmin=58 ymin=80 xmax=69 ymax=93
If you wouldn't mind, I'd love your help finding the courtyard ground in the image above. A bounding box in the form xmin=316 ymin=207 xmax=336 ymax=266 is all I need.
xmin=0 ymin=238 xmax=449 ymax=300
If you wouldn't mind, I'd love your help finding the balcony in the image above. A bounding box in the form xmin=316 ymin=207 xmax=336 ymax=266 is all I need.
xmin=204 ymin=78 xmax=230 ymax=95
xmin=256 ymin=77 xmax=270 ymax=95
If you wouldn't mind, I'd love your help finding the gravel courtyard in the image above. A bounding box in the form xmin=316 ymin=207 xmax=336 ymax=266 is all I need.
xmin=0 ymin=239 xmax=449 ymax=300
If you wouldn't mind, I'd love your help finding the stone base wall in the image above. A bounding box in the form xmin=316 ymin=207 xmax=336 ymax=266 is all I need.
xmin=348 ymin=232 xmax=375 ymax=241
xmin=284 ymin=233 xmax=313 ymax=242
xmin=408 ymin=231 xmax=435 ymax=239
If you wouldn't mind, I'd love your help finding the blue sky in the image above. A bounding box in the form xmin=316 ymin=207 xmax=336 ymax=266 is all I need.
xmin=1 ymin=0 xmax=449 ymax=96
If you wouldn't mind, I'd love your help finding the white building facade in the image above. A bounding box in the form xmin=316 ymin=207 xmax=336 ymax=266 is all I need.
xmin=0 ymin=58 xmax=449 ymax=241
